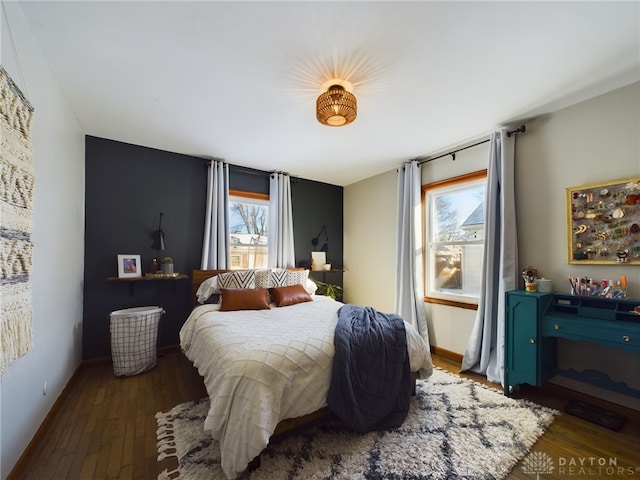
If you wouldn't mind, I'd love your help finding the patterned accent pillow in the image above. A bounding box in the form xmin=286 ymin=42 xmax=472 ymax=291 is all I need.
xmin=217 ymin=270 xmax=256 ymax=289
xmin=254 ymin=269 xmax=273 ymax=289
xmin=286 ymin=269 xmax=309 ymax=287
xmin=251 ymin=268 xmax=311 ymax=292
xmin=254 ymin=268 xmax=290 ymax=288
xmin=270 ymin=268 xmax=289 ymax=287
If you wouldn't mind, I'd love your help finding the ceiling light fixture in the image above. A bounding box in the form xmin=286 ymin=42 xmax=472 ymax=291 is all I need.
xmin=316 ymin=83 xmax=357 ymax=127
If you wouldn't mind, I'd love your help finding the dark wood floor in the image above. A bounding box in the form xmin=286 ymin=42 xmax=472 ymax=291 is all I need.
xmin=10 ymin=350 xmax=640 ymax=479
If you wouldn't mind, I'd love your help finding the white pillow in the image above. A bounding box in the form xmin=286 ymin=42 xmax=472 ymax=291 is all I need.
xmin=196 ymin=275 xmax=220 ymax=304
xmin=305 ymin=278 xmax=318 ymax=295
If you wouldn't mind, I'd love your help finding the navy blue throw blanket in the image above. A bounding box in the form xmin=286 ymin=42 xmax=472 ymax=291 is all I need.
xmin=327 ymin=304 xmax=412 ymax=432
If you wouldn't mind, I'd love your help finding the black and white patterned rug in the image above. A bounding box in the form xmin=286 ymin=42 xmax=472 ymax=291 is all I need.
xmin=156 ymin=368 xmax=557 ymax=480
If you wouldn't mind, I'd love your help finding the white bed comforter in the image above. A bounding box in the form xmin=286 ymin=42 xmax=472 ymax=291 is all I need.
xmin=179 ymin=295 xmax=432 ymax=479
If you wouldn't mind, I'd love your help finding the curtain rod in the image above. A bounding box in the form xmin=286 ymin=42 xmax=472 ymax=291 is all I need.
xmin=416 ymin=125 xmax=526 ymax=165
xmin=218 ymin=162 xmax=300 ymax=182
xmin=203 ymin=160 xmax=269 ymax=177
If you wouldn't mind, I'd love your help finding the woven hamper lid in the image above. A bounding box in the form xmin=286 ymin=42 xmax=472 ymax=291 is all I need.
xmin=110 ymin=306 xmax=164 ymax=318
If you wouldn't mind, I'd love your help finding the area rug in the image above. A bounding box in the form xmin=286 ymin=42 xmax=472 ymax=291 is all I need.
xmin=156 ymin=368 xmax=558 ymax=480
xmin=156 ymin=369 xmax=559 ymax=480
xmin=0 ymin=65 xmax=35 ymax=373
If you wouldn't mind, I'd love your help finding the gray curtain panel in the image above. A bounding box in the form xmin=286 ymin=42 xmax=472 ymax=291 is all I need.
xmin=268 ymin=173 xmax=296 ymax=268
xmin=461 ymin=129 xmax=519 ymax=385
xmin=201 ymin=160 xmax=230 ymax=269
xmin=396 ymin=160 xmax=431 ymax=348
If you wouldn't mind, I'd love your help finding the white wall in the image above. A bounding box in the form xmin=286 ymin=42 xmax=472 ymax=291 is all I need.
xmin=517 ymin=82 xmax=639 ymax=408
xmin=516 ymin=82 xmax=639 ymax=297
xmin=1 ymin=3 xmax=85 ymax=477
xmin=344 ymin=81 xmax=639 ymax=406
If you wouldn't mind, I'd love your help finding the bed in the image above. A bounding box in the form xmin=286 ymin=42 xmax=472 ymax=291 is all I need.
xmin=180 ymin=269 xmax=433 ymax=479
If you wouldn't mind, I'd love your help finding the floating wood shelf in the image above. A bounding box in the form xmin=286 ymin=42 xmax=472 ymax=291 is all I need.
xmin=106 ymin=274 xmax=188 ymax=295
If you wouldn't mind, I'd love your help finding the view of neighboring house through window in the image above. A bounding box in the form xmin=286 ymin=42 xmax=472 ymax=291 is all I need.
xmin=229 ymin=191 xmax=269 ymax=269
xmin=423 ymin=170 xmax=487 ymax=305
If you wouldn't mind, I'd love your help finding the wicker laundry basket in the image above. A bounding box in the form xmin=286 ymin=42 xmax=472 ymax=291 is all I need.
xmin=110 ymin=306 xmax=165 ymax=376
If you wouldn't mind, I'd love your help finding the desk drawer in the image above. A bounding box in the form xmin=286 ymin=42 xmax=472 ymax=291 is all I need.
xmin=543 ymin=316 xmax=640 ymax=353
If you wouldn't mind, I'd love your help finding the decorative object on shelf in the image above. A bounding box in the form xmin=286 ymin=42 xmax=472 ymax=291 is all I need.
xmin=316 ymin=80 xmax=357 ymax=127
xmin=316 ymin=281 xmax=342 ymax=300
xmin=117 ymin=254 xmax=142 ymax=278
xmin=311 ymin=251 xmax=326 ymax=272
xmin=568 ymin=275 xmax=627 ymax=298
xmin=521 ymin=266 xmax=537 ymax=292
xmin=566 ymin=176 xmax=640 ymax=265
xmin=0 ymin=65 xmax=35 ymax=373
xmin=323 ymin=263 xmax=331 ymax=271
xmin=536 ymin=278 xmax=553 ymax=293
xmin=144 ymin=272 xmax=182 ymax=279
xmin=161 ymin=256 xmax=174 ymax=274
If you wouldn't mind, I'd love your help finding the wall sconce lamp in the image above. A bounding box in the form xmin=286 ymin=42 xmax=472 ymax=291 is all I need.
xmin=311 ymin=225 xmax=328 ymax=252
xmin=151 ymin=212 xmax=166 ymax=252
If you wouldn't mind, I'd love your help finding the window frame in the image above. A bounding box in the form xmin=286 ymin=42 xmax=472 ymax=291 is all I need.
xmin=422 ymin=169 xmax=487 ymax=310
xmin=228 ymin=189 xmax=270 ymax=270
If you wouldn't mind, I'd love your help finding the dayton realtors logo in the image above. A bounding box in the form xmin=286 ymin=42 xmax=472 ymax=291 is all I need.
xmin=522 ymin=451 xmax=639 ymax=478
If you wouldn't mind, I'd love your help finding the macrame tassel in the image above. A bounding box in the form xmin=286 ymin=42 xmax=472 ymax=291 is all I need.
xmin=156 ymin=412 xmax=178 ymax=465
xmin=157 ymin=442 xmax=177 ymax=462
xmin=0 ymin=285 xmax=33 ymax=373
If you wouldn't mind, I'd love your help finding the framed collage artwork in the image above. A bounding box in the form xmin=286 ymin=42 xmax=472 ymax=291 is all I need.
xmin=566 ymin=176 xmax=640 ymax=265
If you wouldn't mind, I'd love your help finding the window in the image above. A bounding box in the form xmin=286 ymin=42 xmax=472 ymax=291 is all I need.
xmin=229 ymin=190 xmax=269 ymax=270
xmin=423 ymin=170 xmax=486 ymax=306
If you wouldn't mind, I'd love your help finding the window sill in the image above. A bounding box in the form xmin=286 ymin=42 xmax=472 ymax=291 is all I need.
xmin=424 ymin=296 xmax=478 ymax=310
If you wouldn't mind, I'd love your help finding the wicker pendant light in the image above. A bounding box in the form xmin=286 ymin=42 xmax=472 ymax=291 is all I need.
xmin=316 ymin=84 xmax=357 ymax=127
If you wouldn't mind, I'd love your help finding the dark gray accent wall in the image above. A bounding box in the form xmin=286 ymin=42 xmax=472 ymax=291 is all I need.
xmin=83 ymin=136 xmax=343 ymax=360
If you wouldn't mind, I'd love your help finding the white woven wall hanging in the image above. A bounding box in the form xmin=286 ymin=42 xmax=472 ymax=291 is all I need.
xmin=0 ymin=64 xmax=35 ymax=373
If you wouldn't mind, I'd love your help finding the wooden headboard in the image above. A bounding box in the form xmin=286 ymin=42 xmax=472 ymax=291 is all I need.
xmin=191 ymin=268 xmax=304 ymax=307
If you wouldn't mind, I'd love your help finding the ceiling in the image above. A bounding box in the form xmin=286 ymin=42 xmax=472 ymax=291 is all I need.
xmin=14 ymin=1 xmax=640 ymax=186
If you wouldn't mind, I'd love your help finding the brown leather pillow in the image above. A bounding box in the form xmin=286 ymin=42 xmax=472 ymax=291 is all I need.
xmin=219 ymin=288 xmax=270 ymax=311
xmin=269 ymin=284 xmax=313 ymax=307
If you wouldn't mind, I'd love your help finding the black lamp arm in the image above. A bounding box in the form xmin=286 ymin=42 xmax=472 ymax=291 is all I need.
xmin=311 ymin=225 xmax=328 ymax=249
xmin=151 ymin=212 xmax=166 ymax=251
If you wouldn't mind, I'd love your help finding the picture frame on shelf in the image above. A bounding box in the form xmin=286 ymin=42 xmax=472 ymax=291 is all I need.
xmin=566 ymin=176 xmax=640 ymax=265
xmin=117 ymin=254 xmax=142 ymax=278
